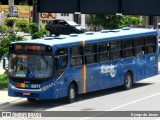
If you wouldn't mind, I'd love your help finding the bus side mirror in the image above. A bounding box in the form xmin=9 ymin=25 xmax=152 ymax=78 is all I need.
xmin=2 ymin=53 xmax=9 ymax=71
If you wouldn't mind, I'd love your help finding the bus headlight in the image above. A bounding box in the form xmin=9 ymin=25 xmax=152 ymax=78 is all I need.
xmin=9 ymin=83 xmax=16 ymax=89
xmin=40 ymin=83 xmax=53 ymax=91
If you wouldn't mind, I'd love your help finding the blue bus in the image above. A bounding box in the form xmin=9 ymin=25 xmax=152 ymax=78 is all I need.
xmin=5 ymin=28 xmax=158 ymax=103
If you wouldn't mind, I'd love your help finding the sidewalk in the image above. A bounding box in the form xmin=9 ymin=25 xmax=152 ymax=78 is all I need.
xmin=0 ymin=62 xmax=21 ymax=106
xmin=0 ymin=89 xmax=21 ymax=106
xmin=17 ymin=32 xmax=31 ymax=40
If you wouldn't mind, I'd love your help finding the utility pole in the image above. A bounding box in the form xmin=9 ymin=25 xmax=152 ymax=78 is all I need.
xmin=32 ymin=0 xmax=40 ymax=30
xmin=153 ymin=16 xmax=158 ymax=29
xmin=74 ymin=0 xmax=80 ymax=24
xmin=8 ymin=0 xmax=14 ymax=16
xmin=8 ymin=0 xmax=14 ymax=31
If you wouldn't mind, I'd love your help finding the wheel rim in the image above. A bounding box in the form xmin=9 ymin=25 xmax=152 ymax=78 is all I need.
xmin=70 ymin=88 xmax=75 ymax=99
xmin=126 ymin=74 xmax=131 ymax=88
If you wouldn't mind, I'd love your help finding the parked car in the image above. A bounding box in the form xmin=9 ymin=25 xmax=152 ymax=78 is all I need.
xmin=45 ymin=19 xmax=86 ymax=36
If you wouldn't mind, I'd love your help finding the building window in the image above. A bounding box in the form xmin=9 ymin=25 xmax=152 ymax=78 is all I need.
xmin=61 ymin=13 xmax=69 ymax=16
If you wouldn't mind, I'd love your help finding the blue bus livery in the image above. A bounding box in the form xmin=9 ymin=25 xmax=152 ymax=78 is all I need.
xmin=6 ymin=28 xmax=158 ymax=102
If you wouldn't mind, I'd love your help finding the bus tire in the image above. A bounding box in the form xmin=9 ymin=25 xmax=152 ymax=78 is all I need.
xmin=27 ymin=98 xmax=36 ymax=102
xmin=67 ymin=84 xmax=76 ymax=103
xmin=124 ymin=72 xmax=133 ymax=90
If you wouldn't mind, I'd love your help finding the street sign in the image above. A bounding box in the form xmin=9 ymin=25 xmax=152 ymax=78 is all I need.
xmin=8 ymin=6 xmax=19 ymax=18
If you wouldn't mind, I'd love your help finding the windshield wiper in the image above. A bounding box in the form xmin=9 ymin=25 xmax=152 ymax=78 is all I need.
xmin=41 ymin=54 xmax=48 ymax=66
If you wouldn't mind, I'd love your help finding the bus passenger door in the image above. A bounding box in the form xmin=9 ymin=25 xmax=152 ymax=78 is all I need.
xmin=54 ymin=48 xmax=69 ymax=98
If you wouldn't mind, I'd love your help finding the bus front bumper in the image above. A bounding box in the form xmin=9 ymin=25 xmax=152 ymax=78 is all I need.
xmin=8 ymin=82 xmax=56 ymax=100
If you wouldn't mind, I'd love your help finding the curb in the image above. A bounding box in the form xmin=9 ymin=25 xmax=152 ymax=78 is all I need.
xmin=0 ymin=98 xmax=22 ymax=107
xmin=0 ymin=89 xmax=22 ymax=107
xmin=0 ymin=102 xmax=10 ymax=107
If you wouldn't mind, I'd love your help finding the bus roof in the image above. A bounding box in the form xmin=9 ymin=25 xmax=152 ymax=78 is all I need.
xmin=11 ymin=28 xmax=157 ymax=48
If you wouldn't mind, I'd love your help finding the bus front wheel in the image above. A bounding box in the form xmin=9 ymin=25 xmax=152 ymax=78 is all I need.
xmin=67 ymin=84 xmax=76 ymax=103
xmin=124 ymin=72 xmax=133 ymax=90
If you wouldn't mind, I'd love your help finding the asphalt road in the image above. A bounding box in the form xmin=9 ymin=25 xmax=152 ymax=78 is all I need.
xmin=1 ymin=74 xmax=160 ymax=120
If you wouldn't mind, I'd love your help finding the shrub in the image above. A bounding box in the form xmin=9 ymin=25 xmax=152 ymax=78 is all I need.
xmin=32 ymin=31 xmax=44 ymax=39
xmin=0 ymin=74 xmax=8 ymax=90
xmin=5 ymin=17 xmax=18 ymax=27
xmin=0 ymin=32 xmax=25 ymax=59
xmin=0 ymin=25 xmax=8 ymax=34
xmin=15 ymin=21 xmax=30 ymax=33
xmin=29 ymin=23 xmax=38 ymax=35
xmin=39 ymin=28 xmax=47 ymax=35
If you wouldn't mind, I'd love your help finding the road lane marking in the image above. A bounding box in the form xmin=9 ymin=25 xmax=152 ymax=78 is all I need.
xmin=107 ymin=92 xmax=160 ymax=111
xmin=155 ymin=118 xmax=160 ymax=120
xmin=80 ymin=91 xmax=160 ymax=120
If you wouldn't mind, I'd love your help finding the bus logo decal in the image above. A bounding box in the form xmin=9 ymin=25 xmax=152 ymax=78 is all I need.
xmin=100 ymin=64 xmax=116 ymax=77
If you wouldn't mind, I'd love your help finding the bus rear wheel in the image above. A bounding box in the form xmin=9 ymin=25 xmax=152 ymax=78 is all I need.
xmin=124 ymin=72 xmax=133 ymax=90
xmin=67 ymin=84 xmax=76 ymax=103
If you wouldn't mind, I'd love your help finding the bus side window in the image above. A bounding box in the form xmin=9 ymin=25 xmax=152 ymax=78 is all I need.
xmin=123 ymin=38 xmax=134 ymax=58
xmin=110 ymin=40 xmax=123 ymax=60
xmin=98 ymin=42 xmax=110 ymax=62
xmin=135 ymin=36 xmax=146 ymax=56
xmin=84 ymin=44 xmax=97 ymax=65
xmin=146 ymin=35 xmax=156 ymax=54
xmin=55 ymin=48 xmax=68 ymax=79
xmin=70 ymin=46 xmax=83 ymax=67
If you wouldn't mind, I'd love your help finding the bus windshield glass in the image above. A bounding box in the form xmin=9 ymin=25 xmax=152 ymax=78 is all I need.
xmin=8 ymin=54 xmax=53 ymax=78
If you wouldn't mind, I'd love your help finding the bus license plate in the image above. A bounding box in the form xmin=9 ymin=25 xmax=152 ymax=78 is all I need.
xmin=23 ymin=92 xmax=30 ymax=96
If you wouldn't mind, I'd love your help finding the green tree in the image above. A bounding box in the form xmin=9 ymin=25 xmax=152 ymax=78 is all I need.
xmin=86 ymin=14 xmax=102 ymax=31
xmin=0 ymin=20 xmax=48 ymax=59
xmin=123 ymin=16 xmax=143 ymax=27
xmin=0 ymin=31 xmax=25 ymax=59
xmin=0 ymin=25 xmax=8 ymax=39
xmin=87 ymin=14 xmax=143 ymax=30
xmin=0 ymin=25 xmax=8 ymax=34
xmin=15 ymin=20 xmax=30 ymax=33
xmin=28 ymin=23 xmax=47 ymax=39
xmin=29 ymin=23 xmax=39 ymax=35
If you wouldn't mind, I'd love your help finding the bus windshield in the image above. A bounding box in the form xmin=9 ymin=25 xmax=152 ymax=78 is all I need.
xmin=8 ymin=54 xmax=53 ymax=78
